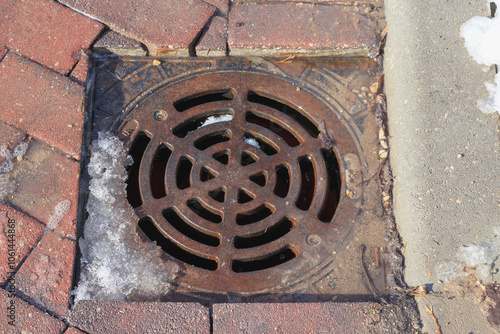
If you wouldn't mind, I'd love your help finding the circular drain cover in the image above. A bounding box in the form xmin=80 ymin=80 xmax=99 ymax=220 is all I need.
xmin=116 ymin=71 xmax=359 ymax=294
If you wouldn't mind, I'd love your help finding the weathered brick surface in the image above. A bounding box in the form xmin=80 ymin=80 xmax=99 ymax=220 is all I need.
xmin=213 ymin=303 xmax=380 ymax=333
xmin=0 ymin=203 xmax=45 ymax=286
xmin=197 ymin=17 xmax=228 ymax=56
xmin=69 ymin=301 xmax=210 ymax=334
xmin=69 ymin=52 xmax=90 ymax=86
xmin=9 ymin=139 xmax=80 ymax=238
xmin=0 ymin=46 xmax=7 ymax=62
xmin=0 ymin=0 xmax=103 ymax=74
xmin=0 ymin=288 xmax=65 ymax=334
xmin=64 ymin=327 xmax=86 ymax=334
xmin=0 ymin=53 xmax=85 ymax=160
xmin=0 ymin=120 xmax=26 ymax=166
xmin=15 ymin=231 xmax=75 ymax=319
xmin=236 ymin=0 xmax=375 ymax=3
xmin=228 ymin=3 xmax=378 ymax=56
xmin=93 ymin=30 xmax=147 ymax=56
xmin=59 ymin=0 xmax=215 ymax=51
xmin=204 ymin=0 xmax=230 ymax=15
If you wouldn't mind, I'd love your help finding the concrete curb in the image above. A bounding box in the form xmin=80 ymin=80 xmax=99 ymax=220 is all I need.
xmin=385 ymin=0 xmax=499 ymax=332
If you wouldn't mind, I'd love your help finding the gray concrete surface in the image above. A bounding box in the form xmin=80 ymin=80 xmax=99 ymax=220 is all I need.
xmin=385 ymin=0 xmax=499 ymax=333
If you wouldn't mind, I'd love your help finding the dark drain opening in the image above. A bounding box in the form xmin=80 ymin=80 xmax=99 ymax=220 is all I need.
xmin=249 ymin=171 xmax=267 ymax=187
xmin=236 ymin=204 xmax=274 ymax=225
xmin=162 ymin=208 xmax=220 ymax=247
xmin=173 ymin=109 xmax=233 ymax=138
xmin=244 ymin=132 xmax=278 ymax=156
xmin=237 ymin=188 xmax=255 ymax=204
xmin=176 ymin=157 xmax=193 ymax=190
xmin=126 ymin=131 xmax=151 ymax=208
xmin=318 ymin=149 xmax=341 ymax=222
xmin=138 ymin=217 xmax=218 ymax=271
xmin=194 ymin=130 xmax=231 ymax=150
xmin=241 ymin=151 xmax=258 ymax=166
xmin=234 ymin=217 xmax=295 ymax=249
xmin=151 ymin=144 xmax=172 ymax=199
xmin=212 ymin=149 xmax=230 ymax=165
xmin=174 ymin=89 xmax=235 ymax=112
xmin=274 ymin=164 xmax=290 ymax=198
xmin=231 ymin=246 xmax=297 ymax=273
xmin=245 ymin=111 xmax=301 ymax=147
xmin=296 ymin=156 xmax=315 ymax=211
xmin=208 ymin=187 xmax=226 ymax=203
xmin=187 ymin=198 xmax=223 ymax=224
xmin=200 ymin=166 xmax=217 ymax=182
xmin=247 ymin=91 xmax=320 ymax=138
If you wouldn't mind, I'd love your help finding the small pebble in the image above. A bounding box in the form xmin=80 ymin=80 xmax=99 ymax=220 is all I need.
xmin=457 ymin=153 xmax=464 ymax=158
xmin=379 ymin=149 xmax=388 ymax=158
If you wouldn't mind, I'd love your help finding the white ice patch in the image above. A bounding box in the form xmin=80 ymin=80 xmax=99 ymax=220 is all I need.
xmin=74 ymin=132 xmax=178 ymax=302
xmin=244 ymin=137 xmax=260 ymax=149
xmin=461 ymin=1 xmax=500 ymax=114
xmin=200 ymin=114 xmax=233 ymax=127
xmin=0 ymin=139 xmax=29 ymax=202
xmin=47 ymin=200 xmax=71 ymax=230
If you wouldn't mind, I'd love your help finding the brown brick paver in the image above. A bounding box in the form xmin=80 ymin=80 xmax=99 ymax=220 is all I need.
xmin=0 ymin=0 xmax=103 ymax=75
xmin=9 ymin=138 xmax=80 ymax=238
xmin=0 ymin=288 xmax=65 ymax=334
xmin=0 ymin=120 xmax=26 ymax=160
xmin=69 ymin=301 xmax=210 ymax=334
xmin=15 ymin=231 xmax=75 ymax=319
xmin=213 ymin=302 xmax=380 ymax=333
xmin=0 ymin=203 xmax=45 ymax=286
xmin=0 ymin=53 xmax=85 ymax=160
xmin=59 ymin=0 xmax=215 ymax=53
xmin=0 ymin=45 xmax=7 ymax=61
xmin=228 ymin=3 xmax=378 ymax=56
xmin=64 ymin=327 xmax=86 ymax=334
xmin=197 ymin=17 xmax=228 ymax=56
xmin=93 ymin=31 xmax=147 ymax=56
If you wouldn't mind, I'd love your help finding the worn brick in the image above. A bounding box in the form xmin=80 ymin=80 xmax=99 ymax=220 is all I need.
xmin=0 ymin=0 xmax=103 ymax=74
xmin=15 ymin=231 xmax=75 ymax=319
xmin=0 ymin=120 xmax=26 ymax=166
xmin=235 ymin=0 xmax=376 ymax=3
xmin=69 ymin=301 xmax=210 ymax=334
xmin=0 ymin=203 xmax=45 ymax=286
xmin=59 ymin=0 xmax=215 ymax=54
xmin=9 ymin=139 xmax=79 ymax=238
xmin=0 ymin=53 xmax=85 ymax=160
xmin=64 ymin=327 xmax=86 ymax=334
xmin=69 ymin=52 xmax=90 ymax=86
xmin=204 ymin=0 xmax=230 ymax=15
xmin=213 ymin=303 xmax=380 ymax=333
xmin=228 ymin=3 xmax=378 ymax=56
xmin=0 ymin=45 xmax=7 ymax=62
xmin=93 ymin=30 xmax=147 ymax=56
xmin=0 ymin=288 xmax=65 ymax=333
xmin=197 ymin=17 xmax=228 ymax=56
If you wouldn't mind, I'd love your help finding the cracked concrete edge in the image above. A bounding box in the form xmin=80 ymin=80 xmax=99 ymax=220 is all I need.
xmin=385 ymin=0 xmax=499 ymax=333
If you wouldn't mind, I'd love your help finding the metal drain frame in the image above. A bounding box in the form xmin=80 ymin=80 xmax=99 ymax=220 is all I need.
xmin=82 ymin=56 xmax=382 ymax=302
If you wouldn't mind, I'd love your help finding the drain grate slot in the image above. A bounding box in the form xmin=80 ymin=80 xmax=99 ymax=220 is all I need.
xmin=187 ymin=198 xmax=223 ymax=224
xmin=173 ymin=109 xmax=233 ymax=138
xmin=318 ymin=149 xmax=341 ymax=222
xmin=296 ymin=156 xmax=315 ymax=211
xmin=126 ymin=132 xmax=151 ymax=208
xmin=247 ymin=91 xmax=320 ymax=138
xmin=151 ymin=144 xmax=172 ymax=199
xmin=200 ymin=166 xmax=217 ymax=182
xmin=194 ymin=130 xmax=231 ymax=150
xmin=236 ymin=204 xmax=274 ymax=225
xmin=231 ymin=246 xmax=297 ymax=273
xmin=274 ymin=164 xmax=290 ymax=198
xmin=174 ymin=89 xmax=235 ymax=112
xmin=245 ymin=111 xmax=301 ymax=147
xmin=176 ymin=156 xmax=193 ymax=190
xmin=162 ymin=208 xmax=220 ymax=247
xmin=234 ymin=217 xmax=295 ymax=249
xmin=241 ymin=151 xmax=258 ymax=166
xmin=244 ymin=132 xmax=278 ymax=156
xmin=138 ymin=217 xmax=218 ymax=270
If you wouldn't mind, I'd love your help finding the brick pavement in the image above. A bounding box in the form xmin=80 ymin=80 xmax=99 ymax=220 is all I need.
xmin=0 ymin=0 xmax=385 ymax=332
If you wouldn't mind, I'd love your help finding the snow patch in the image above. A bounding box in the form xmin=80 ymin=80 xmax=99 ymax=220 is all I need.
xmin=47 ymin=200 xmax=71 ymax=230
xmin=244 ymin=137 xmax=260 ymax=149
xmin=74 ymin=132 xmax=178 ymax=302
xmin=461 ymin=1 xmax=500 ymax=114
xmin=200 ymin=114 xmax=233 ymax=127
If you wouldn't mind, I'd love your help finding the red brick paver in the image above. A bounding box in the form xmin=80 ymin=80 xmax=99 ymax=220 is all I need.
xmin=0 ymin=120 xmax=26 ymax=162
xmin=0 ymin=203 xmax=45 ymax=286
xmin=69 ymin=52 xmax=90 ymax=86
xmin=15 ymin=231 xmax=75 ymax=319
xmin=228 ymin=3 xmax=378 ymax=56
xmin=9 ymin=138 xmax=80 ymax=238
xmin=0 ymin=0 xmax=103 ymax=75
xmin=197 ymin=17 xmax=228 ymax=56
xmin=204 ymin=0 xmax=230 ymax=15
xmin=0 ymin=288 xmax=65 ymax=334
xmin=213 ymin=303 xmax=380 ymax=333
xmin=59 ymin=0 xmax=215 ymax=53
xmin=0 ymin=53 xmax=85 ymax=160
xmin=64 ymin=327 xmax=86 ymax=334
xmin=69 ymin=301 xmax=210 ymax=334
xmin=0 ymin=46 xmax=7 ymax=62
xmin=93 ymin=31 xmax=147 ymax=56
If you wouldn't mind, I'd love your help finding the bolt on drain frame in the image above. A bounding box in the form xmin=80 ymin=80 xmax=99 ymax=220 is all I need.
xmin=84 ymin=57 xmax=385 ymax=301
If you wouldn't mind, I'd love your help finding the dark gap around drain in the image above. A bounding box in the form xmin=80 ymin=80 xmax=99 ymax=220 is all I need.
xmin=237 ymin=189 xmax=254 ymax=204
xmin=187 ymin=198 xmax=223 ymax=224
xmin=194 ymin=130 xmax=231 ymax=150
xmin=138 ymin=217 xmax=218 ymax=271
xmin=236 ymin=204 xmax=273 ymax=225
xmin=244 ymin=132 xmax=278 ymax=156
xmin=176 ymin=157 xmax=193 ymax=190
xmin=234 ymin=217 xmax=295 ymax=249
xmin=245 ymin=111 xmax=301 ymax=147
xmin=162 ymin=208 xmax=220 ymax=247
xmin=247 ymin=91 xmax=320 ymax=138
xmin=174 ymin=89 xmax=235 ymax=112
xmin=274 ymin=164 xmax=290 ymax=198
xmin=296 ymin=156 xmax=315 ymax=211
xmin=318 ymin=149 xmax=342 ymax=222
xmin=151 ymin=144 xmax=172 ymax=199
xmin=200 ymin=166 xmax=217 ymax=182
xmin=231 ymin=246 xmax=297 ymax=273
xmin=172 ymin=109 xmax=233 ymax=138
xmin=126 ymin=132 xmax=151 ymax=208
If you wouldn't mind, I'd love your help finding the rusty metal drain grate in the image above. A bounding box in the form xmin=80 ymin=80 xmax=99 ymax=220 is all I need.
xmin=85 ymin=57 xmax=385 ymax=300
